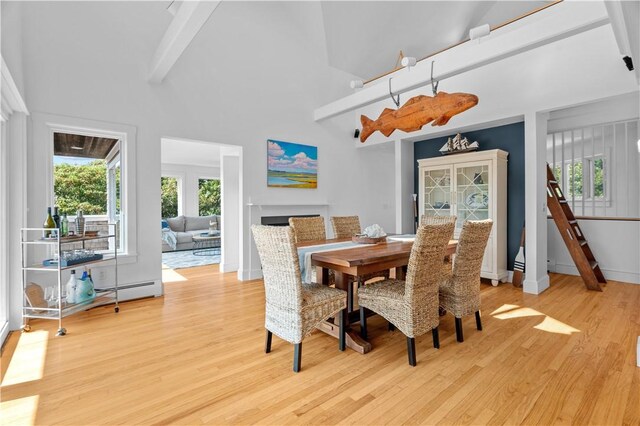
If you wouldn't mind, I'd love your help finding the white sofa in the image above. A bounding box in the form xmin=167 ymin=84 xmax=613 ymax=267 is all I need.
xmin=162 ymin=215 xmax=221 ymax=252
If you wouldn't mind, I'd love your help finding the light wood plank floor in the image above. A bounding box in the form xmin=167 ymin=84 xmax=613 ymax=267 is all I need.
xmin=2 ymin=266 xmax=639 ymax=425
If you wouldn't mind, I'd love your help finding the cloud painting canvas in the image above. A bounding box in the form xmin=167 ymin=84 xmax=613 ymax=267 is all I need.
xmin=267 ymin=140 xmax=318 ymax=188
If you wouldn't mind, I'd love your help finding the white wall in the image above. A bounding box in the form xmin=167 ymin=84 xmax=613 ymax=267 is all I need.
xmin=1 ymin=2 xmax=25 ymax=95
xmin=161 ymin=163 xmax=220 ymax=218
xmin=3 ymin=0 xmax=396 ymax=328
xmin=548 ymin=219 xmax=640 ymax=284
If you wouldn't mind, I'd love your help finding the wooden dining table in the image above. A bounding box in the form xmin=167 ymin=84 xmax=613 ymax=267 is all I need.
xmin=297 ymin=237 xmax=458 ymax=354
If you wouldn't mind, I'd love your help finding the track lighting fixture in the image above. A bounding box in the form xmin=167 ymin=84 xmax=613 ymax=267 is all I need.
xmin=401 ymin=56 xmax=417 ymax=68
xmin=469 ymin=24 xmax=491 ymax=41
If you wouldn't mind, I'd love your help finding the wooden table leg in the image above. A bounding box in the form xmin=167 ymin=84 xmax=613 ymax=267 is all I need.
xmin=316 ymin=266 xmax=329 ymax=285
xmin=395 ymin=266 xmax=406 ymax=280
xmin=316 ymin=269 xmax=372 ymax=354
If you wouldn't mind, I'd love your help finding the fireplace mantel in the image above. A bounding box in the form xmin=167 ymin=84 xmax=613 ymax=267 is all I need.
xmin=247 ymin=202 xmax=329 ymax=207
xmin=244 ymin=201 xmax=331 ymax=280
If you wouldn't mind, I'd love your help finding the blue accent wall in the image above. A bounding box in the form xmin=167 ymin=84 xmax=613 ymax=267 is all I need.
xmin=414 ymin=122 xmax=525 ymax=270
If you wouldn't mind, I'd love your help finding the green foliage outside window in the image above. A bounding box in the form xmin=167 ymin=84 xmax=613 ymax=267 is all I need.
xmin=553 ymin=158 xmax=605 ymax=200
xmin=566 ymin=162 xmax=583 ymax=198
xmin=592 ymin=158 xmax=604 ymax=198
xmin=161 ymin=177 xmax=179 ymax=218
xmin=199 ymin=179 xmax=221 ymax=216
xmin=553 ymin=164 xmax=562 ymax=191
xmin=54 ymin=160 xmax=108 ymax=215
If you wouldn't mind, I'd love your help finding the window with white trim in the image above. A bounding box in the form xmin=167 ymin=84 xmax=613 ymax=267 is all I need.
xmin=547 ymin=119 xmax=638 ymax=218
xmin=52 ymin=133 xmax=122 ymax=252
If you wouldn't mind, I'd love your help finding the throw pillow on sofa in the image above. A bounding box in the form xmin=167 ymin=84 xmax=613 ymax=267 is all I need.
xmin=166 ymin=215 xmax=186 ymax=232
xmin=185 ymin=215 xmax=217 ymax=232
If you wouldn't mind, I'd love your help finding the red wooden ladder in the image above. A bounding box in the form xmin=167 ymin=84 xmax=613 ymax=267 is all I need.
xmin=546 ymin=164 xmax=606 ymax=291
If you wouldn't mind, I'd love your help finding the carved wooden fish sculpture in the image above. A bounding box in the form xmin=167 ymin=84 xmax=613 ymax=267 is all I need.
xmin=359 ymin=91 xmax=479 ymax=142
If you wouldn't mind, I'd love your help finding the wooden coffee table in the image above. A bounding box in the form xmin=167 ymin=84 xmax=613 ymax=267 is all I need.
xmin=192 ymin=234 xmax=221 ymax=256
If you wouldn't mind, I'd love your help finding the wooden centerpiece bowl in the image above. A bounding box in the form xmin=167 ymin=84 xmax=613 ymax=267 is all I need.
xmin=352 ymin=235 xmax=387 ymax=244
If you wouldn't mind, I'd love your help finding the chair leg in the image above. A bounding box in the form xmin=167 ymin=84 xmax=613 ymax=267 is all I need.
xmin=455 ymin=317 xmax=464 ymax=342
xmin=360 ymin=306 xmax=367 ymax=339
xmin=293 ymin=343 xmax=302 ymax=373
xmin=339 ymin=309 xmax=346 ymax=351
xmin=407 ymin=337 xmax=416 ymax=366
xmin=388 ymin=321 xmax=395 ymax=332
xmin=432 ymin=326 xmax=440 ymax=349
xmin=475 ymin=311 xmax=483 ymax=331
xmin=265 ymin=329 xmax=272 ymax=353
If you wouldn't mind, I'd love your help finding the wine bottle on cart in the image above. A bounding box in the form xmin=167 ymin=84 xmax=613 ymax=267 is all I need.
xmin=61 ymin=214 xmax=69 ymax=237
xmin=43 ymin=207 xmax=56 ymax=238
xmin=52 ymin=207 xmax=61 ymax=229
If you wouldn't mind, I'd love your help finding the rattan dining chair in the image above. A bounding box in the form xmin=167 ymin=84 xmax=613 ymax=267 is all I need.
xmin=251 ymin=225 xmax=347 ymax=372
xmin=288 ymin=216 xmax=326 ymax=243
xmin=421 ymin=215 xmax=458 ymax=281
xmin=439 ymin=219 xmax=493 ymax=343
xmin=357 ymin=221 xmax=455 ymax=366
xmin=421 ymin=214 xmax=457 ymax=226
xmin=330 ymin=215 xmax=390 ymax=312
xmin=330 ymin=216 xmax=362 ymax=238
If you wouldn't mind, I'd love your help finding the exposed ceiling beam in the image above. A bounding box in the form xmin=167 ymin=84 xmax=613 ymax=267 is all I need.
xmin=605 ymin=1 xmax=640 ymax=84
xmin=148 ymin=1 xmax=221 ymax=83
xmin=314 ymin=2 xmax=609 ymax=121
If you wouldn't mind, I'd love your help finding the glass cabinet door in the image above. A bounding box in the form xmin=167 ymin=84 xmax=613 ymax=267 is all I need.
xmin=422 ymin=167 xmax=453 ymax=220
xmin=455 ymin=163 xmax=490 ymax=231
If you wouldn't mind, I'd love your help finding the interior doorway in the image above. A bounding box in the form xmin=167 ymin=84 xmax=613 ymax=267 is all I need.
xmin=160 ymin=137 xmax=242 ymax=278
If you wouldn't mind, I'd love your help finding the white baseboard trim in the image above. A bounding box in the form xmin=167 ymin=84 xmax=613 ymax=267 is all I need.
xmin=523 ymin=274 xmax=550 ymax=294
xmin=552 ymin=262 xmax=640 ymax=285
xmin=239 ymin=269 xmax=262 ymax=281
xmin=1 ymin=321 xmax=9 ymax=349
xmin=220 ymin=263 xmax=239 ymax=273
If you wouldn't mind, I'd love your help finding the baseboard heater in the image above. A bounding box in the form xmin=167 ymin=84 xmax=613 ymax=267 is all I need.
xmin=97 ymin=281 xmax=157 ymax=292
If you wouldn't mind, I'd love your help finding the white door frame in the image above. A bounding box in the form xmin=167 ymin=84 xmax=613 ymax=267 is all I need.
xmin=161 ymin=137 xmax=244 ymax=277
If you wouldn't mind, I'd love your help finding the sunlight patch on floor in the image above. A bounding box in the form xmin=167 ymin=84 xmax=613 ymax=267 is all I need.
xmin=162 ymin=268 xmax=187 ymax=283
xmin=490 ymin=304 xmax=580 ymax=335
xmin=0 ymin=395 xmax=39 ymax=425
xmin=534 ymin=316 xmax=580 ymax=335
xmin=493 ymin=307 xmax=545 ymax=320
xmin=1 ymin=330 xmax=49 ymax=387
xmin=490 ymin=303 xmax=520 ymax=315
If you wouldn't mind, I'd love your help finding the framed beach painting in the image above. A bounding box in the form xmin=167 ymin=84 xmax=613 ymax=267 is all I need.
xmin=267 ymin=139 xmax=318 ymax=188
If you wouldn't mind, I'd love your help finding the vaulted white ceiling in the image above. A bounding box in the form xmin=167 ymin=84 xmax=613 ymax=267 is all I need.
xmin=320 ymin=1 xmax=553 ymax=79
